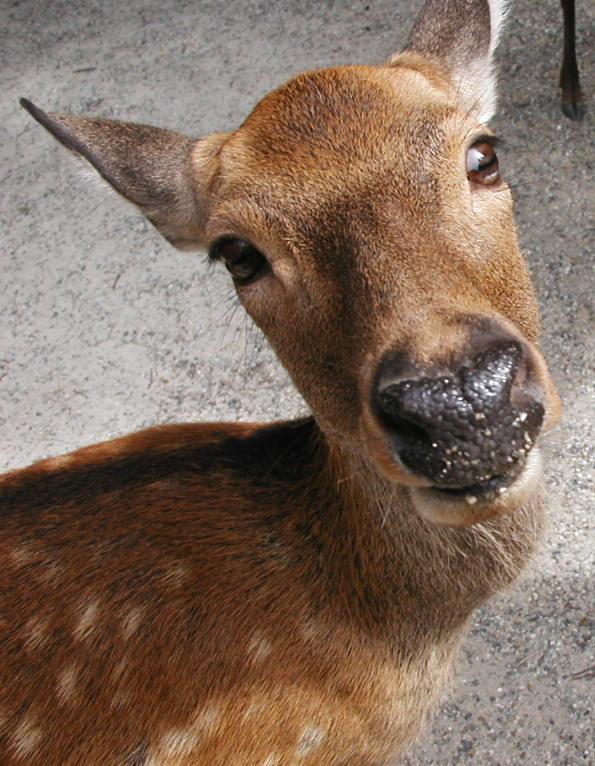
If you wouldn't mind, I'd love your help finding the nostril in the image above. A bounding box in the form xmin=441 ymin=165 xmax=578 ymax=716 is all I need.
xmin=375 ymin=384 xmax=443 ymax=470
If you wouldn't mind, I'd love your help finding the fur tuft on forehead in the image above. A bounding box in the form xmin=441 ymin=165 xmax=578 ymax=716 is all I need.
xmin=233 ymin=64 xmax=454 ymax=171
xmin=241 ymin=67 xmax=394 ymax=155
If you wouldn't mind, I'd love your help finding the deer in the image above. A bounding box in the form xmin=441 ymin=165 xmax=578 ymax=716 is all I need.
xmin=2 ymin=0 xmax=562 ymax=764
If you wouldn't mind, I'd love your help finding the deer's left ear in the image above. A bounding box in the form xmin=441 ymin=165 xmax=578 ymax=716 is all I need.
xmin=20 ymin=98 xmax=227 ymax=250
xmin=398 ymin=0 xmax=508 ymax=123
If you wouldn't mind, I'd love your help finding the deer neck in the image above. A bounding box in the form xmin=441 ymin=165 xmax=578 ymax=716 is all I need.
xmin=304 ymin=421 xmax=545 ymax=646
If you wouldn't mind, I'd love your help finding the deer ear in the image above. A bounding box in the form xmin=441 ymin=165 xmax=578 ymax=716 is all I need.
xmin=20 ymin=98 xmax=226 ymax=250
xmin=400 ymin=0 xmax=507 ymax=123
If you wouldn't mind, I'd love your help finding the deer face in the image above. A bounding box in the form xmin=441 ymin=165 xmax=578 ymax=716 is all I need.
xmin=206 ymin=62 xmax=560 ymax=525
xmin=22 ymin=0 xmax=561 ymax=526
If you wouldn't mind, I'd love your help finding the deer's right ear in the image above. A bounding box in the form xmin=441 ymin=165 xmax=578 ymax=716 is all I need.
xmin=20 ymin=98 xmax=227 ymax=250
xmin=399 ymin=0 xmax=508 ymax=123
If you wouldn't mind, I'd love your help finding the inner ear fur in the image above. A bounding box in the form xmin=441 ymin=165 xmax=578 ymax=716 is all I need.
xmin=20 ymin=98 xmax=227 ymax=250
xmin=395 ymin=0 xmax=508 ymax=123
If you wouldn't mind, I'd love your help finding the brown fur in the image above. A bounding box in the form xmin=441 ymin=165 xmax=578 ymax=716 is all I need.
xmin=0 ymin=421 xmax=544 ymax=766
xmin=6 ymin=2 xmax=561 ymax=764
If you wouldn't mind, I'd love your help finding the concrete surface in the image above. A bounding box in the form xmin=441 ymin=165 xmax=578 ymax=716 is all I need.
xmin=1 ymin=1 xmax=593 ymax=763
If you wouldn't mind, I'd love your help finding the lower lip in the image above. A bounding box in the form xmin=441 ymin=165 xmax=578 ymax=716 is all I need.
xmin=431 ymin=473 xmax=512 ymax=501
xmin=425 ymin=447 xmax=543 ymax=508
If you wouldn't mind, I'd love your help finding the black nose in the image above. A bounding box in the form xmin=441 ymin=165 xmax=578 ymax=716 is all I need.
xmin=375 ymin=342 xmax=544 ymax=492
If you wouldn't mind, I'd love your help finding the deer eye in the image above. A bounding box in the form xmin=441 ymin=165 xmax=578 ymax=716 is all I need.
xmin=466 ymin=141 xmax=500 ymax=186
xmin=208 ymin=237 xmax=269 ymax=285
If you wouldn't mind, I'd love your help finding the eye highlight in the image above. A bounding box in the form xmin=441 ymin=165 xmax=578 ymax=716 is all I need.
xmin=466 ymin=139 xmax=500 ymax=186
xmin=208 ymin=237 xmax=270 ymax=285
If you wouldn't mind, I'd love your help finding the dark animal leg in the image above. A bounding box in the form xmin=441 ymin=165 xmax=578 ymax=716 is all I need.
xmin=560 ymin=0 xmax=584 ymax=120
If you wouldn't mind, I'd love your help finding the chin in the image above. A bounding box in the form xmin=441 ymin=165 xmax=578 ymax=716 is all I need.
xmin=409 ymin=447 xmax=544 ymax=527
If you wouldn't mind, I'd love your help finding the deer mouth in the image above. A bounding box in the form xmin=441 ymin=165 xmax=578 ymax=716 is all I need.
xmin=423 ymin=437 xmax=532 ymax=502
xmin=432 ymin=472 xmax=516 ymax=500
xmin=409 ymin=447 xmax=544 ymax=526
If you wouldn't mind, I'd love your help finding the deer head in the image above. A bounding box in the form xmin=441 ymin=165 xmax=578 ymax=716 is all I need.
xmin=21 ymin=0 xmax=561 ymax=527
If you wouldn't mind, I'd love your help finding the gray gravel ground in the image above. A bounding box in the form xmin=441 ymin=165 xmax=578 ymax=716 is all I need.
xmin=1 ymin=1 xmax=593 ymax=764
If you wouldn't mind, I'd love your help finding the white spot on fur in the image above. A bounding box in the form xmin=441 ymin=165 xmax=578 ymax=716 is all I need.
xmin=297 ymin=726 xmax=327 ymax=756
xmin=160 ymin=729 xmax=200 ymax=757
xmin=262 ymin=755 xmax=281 ymax=766
xmin=73 ymin=599 xmax=100 ymax=641
xmin=156 ymin=706 xmax=220 ymax=757
xmin=248 ymin=632 xmax=272 ymax=663
xmin=110 ymin=656 xmax=129 ymax=683
xmin=121 ymin=606 xmax=144 ymax=640
xmin=10 ymin=714 xmax=42 ymax=759
xmin=23 ymin=616 xmax=49 ymax=652
xmin=39 ymin=558 xmax=63 ymax=585
xmin=193 ymin=704 xmax=221 ymax=734
xmin=10 ymin=544 xmax=35 ymax=567
xmin=162 ymin=562 xmax=189 ymax=588
xmin=300 ymin=618 xmax=325 ymax=642
xmin=109 ymin=689 xmax=131 ymax=709
xmin=56 ymin=664 xmax=78 ymax=704
xmin=242 ymin=699 xmax=266 ymax=721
